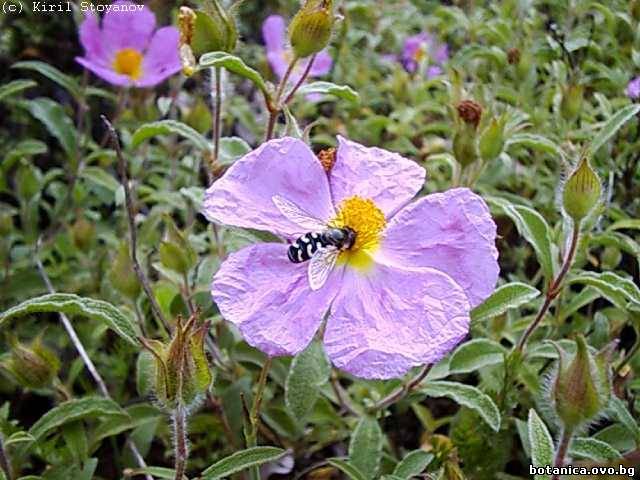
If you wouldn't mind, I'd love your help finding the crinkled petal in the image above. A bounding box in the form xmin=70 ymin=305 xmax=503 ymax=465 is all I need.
xmin=382 ymin=188 xmax=499 ymax=307
xmin=329 ymin=136 xmax=425 ymax=217
xmin=262 ymin=15 xmax=286 ymax=51
xmin=76 ymin=57 xmax=133 ymax=86
xmin=324 ymin=261 xmax=470 ymax=379
xmin=79 ymin=12 xmax=106 ymax=62
xmin=308 ymin=50 xmax=333 ymax=76
xmin=212 ymin=243 xmax=342 ymax=356
xmin=203 ymin=137 xmax=335 ymax=238
xmin=102 ymin=1 xmax=156 ymax=52
xmin=137 ymin=26 xmax=181 ymax=87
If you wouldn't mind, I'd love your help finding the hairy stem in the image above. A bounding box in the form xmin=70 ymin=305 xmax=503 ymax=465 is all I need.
xmin=265 ymin=56 xmax=299 ymax=141
xmin=516 ymin=221 xmax=581 ymax=352
xmin=283 ymin=54 xmax=317 ymax=105
xmin=551 ymin=428 xmax=573 ymax=480
xmin=173 ymin=405 xmax=189 ymax=480
xmin=213 ymin=67 xmax=222 ymax=168
xmin=101 ymin=116 xmax=171 ymax=336
xmin=246 ymin=358 xmax=272 ymax=480
xmin=35 ymin=239 xmax=152 ymax=480
xmin=367 ymin=364 xmax=432 ymax=413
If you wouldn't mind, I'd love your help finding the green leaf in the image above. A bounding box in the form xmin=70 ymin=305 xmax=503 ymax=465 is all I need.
xmin=4 ymin=431 xmax=35 ymax=448
xmin=608 ymin=396 xmax=640 ymax=442
xmin=608 ymin=219 xmax=640 ymax=231
xmin=199 ymin=52 xmax=268 ymax=96
xmin=201 ymin=446 xmax=286 ymax=479
xmin=296 ymin=81 xmax=360 ymax=103
xmin=123 ymin=467 xmax=184 ymax=479
xmin=21 ymin=98 xmax=78 ymax=157
xmin=349 ymin=416 xmax=383 ymax=480
xmin=491 ymin=198 xmax=555 ymax=281
xmin=392 ymin=450 xmax=434 ymax=478
xmin=327 ymin=459 xmax=367 ymax=480
xmin=527 ymin=409 xmax=554 ymax=480
xmin=218 ymin=136 xmax=252 ymax=165
xmin=81 ymin=166 xmax=120 ymax=194
xmin=471 ymin=282 xmax=541 ymax=324
xmin=449 ymin=339 xmax=506 ymax=374
xmin=505 ymin=133 xmax=565 ymax=159
xmin=0 ymin=293 xmax=139 ymax=345
xmin=569 ymin=437 xmax=621 ymax=461
xmin=0 ymin=79 xmax=37 ymax=102
xmin=567 ymin=271 xmax=640 ymax=310
xmin=29 ymin=397 xmax=128 ymax=441
xmin=421 ymin=381 xmax=501 ymax=432
xmin=285 ymin=340 xmax=331 ymax=420
xmin=12 ymin=61 xmax=82 ymax=99
xmin=590 ymin=104 xmax=640 ymax=153
xmin=131 ymin=120 xmax=211 ymax=151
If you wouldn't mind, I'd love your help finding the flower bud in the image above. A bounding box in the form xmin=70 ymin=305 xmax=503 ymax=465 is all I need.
xmin=159 ymin=216 xmax=197 ymax=275
xmin=289 ymin=0 xmax=334 ymax=58
xmin=71 ymin=216 xmax=95 ymax=252
xmin=453 ymin=124 xmax=478 ymax=168
xmin=108 ymin=242 xmax=141 ymax=300
xmin=178 ymin=7 xmax=197 ymax=76
xmin=562 ymin=157 xmax=601 ymax=223
xmin=456 ymin=100 xmax=483 ymax=129
xmin=140 ymin=312 xmax=212 ymax=409
xmin=560 ymin=84 xmax=584 ymax=121
xmin=553 ymin=336 xmax=612 ymax=431
xmin=479 ymin=117 xmax=505 ymax=162
xmin=507 ymin=47 xmax=520 ymax=65
xmin=2 ymin=335 xmax=60 ymax=389
xmin=192 ymin=0 xmax=237 ymax=56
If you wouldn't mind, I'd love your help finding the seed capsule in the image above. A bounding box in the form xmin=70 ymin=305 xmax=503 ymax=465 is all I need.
xmin=562 ymin=157 xmax=601 ymax=223
xmin=289 ymin=0 xmax=334 ymax=58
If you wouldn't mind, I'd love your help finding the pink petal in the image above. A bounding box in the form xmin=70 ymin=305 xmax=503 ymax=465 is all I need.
xmin=138 ymin=26 xmax=181 ymax=87
xmin=308 ymin=51 xmax=333 ymax=77
xmin=267 ymin=50 xmax=289 ymax=79
xmin=75 ymin=57 xmax=133 ymax=86
xmin=262 ymin=15 xmax=286 ymax=51
xmin=212 ymin=243 xmax=343 ymax=356
xmin=324 ymin=261 xmax=470 ymax=379
xmin=203 ymin=137 xmax=335 ymax=239
xmin=329 ymin=136 xmax=426 ymax=217
xmin=79 ymin=12 xmax=106 ymax=62
xmin=102 ymin=1 xmax=156 ymax=52
xmin=382 ymin=188 xmax=499 ymax=308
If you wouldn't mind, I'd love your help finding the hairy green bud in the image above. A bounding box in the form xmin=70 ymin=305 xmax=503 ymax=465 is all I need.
xmin=560 ymin=84 xmax=583 ymax=121
xmin=2 ymin=335 xmax=60 ymax=389
xmin=108 ymin=242 xmax=141 ymax=300
xmin=562 ymin=157 xmax=601 ymax=222
xmin=141 ymin=312 xmax=212 ymax=409
xmin=71 ymin=216 xmax=95 ymax=252
xmin=289 ymin=0 xmax=334 ymax=58
xmin=479 ymin=116 xmax=505 ymax=162
xmin=159 ymin=216 xmax=197 ymax=275
xmin=453 ymin=124 xmax=478 ymax=168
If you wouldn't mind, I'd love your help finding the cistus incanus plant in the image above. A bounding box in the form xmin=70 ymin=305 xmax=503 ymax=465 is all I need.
xmin=75 ymin=0 xmax=181 ymax=87
xmin=203 ymin=136 xmax=499 ymax=379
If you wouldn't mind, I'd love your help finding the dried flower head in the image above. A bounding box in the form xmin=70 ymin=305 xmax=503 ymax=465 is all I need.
xmin=456 ymin=100 xmax=483 ymax=128
xmin=507 ymin=47 xmax=520 ymax=65
xmin=317 ymin=147 xmax=336 ymax=172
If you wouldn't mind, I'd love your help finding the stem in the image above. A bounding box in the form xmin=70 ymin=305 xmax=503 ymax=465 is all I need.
xmin=0 ymin=435 xmax=12 ymax=480
xmin=182 ymin=272 xmax=195 ymax=315
xmin=35 ymin=239 xmax=152 ymax=480
xmin=551 ymin=428 xmax=573 ymax=480
xmin=101 ymin=116 xmax=171 ymax=335
xmin=367 ymin=364 xmax=431 ymax=413
xmin=265 ymin=56 xmax=300 ymax=141
xmin=516 ymin=221 xmax=581 ymax=352
xmin=283 ymin=54 xmax=317 ymax=105
xmin=213 ymin=67 xmax=222 ymax=167
xmin=173 ymin=406 xmax=189 ymax=480
xmin=246 ymin=358 xmax=272 ymax=480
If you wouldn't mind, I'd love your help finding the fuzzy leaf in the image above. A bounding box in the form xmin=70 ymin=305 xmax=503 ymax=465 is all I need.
xmin=218 ymin=136 xmax=252 ymax=165
xmin=471 ymin=282 xmax=541 ymax=324
xmin=21 ymin=98 xmax=78 ymax=157
xmin=0 ymin=293 xmax=139 ymax=345
xmin=327 ymin=459 xmax=368 ymax=480
xmin=296 ymin=81 xmax=360 ymax=102
xmin=449 ymin=339 xmax=506 ymax=374
xmin=0 ymin=79 xmax=37 ymax=102
xmin=506 ymin=133 xmax=564 ymax=158
xmin=567 ymin=271 xmax=640 ymax=310
xmin=124 ymin=467 xmax=185 ymax=479
xmin=199 ymin=52 xmax=268 ymax=96
xmin=12 ymin=61 xmax=82 ymax=99
xmin=81 ymin=166 xmax=120 ymax=194
xmin=570 ymin=437 xmax=621 ymax=461
xmin=131 ymin=120 xmax=211 ymax=151
xmin=608 ymin=396 xmax=640 ymax=442
xmin=349 ymin=416 xmax=383 ymax=479
xmin=201 ymin=446 xmax=286 ymax=479
xmin=421 ymin=381 xmax=501 ymax=432
xmin=590 ymin=104 xmax=640 ymax=153
xmin=527 ymin=409 xmax=554 ymax=480
xmin=392 ymin=449 xmax=434 ymax=478
xmin=29 ymin=397 xmax=128 ymax=441
xmin=285 ymin=340 xmax=331 ymax=420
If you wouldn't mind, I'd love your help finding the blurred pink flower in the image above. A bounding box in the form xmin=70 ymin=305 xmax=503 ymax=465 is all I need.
xmin=399 ymin=32 xmax=448 ymax=78
xmin=203 ymin=137 xmax=499 ymax=379
xmin=76 ymin=1 xmax=181 ymax=87
xmin=626 ymin=76 xmax=640 ymax=100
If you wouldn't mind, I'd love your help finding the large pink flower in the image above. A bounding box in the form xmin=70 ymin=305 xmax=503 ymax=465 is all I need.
xmin=75 ymin=1 xmax=181 ymax=87
xmin=203 ymin=137 xmax=499 ymax=379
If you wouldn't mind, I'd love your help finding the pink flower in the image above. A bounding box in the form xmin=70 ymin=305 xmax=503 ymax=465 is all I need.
xmin=262 ymin=15 xmax=333 ymax=84
xmin=76 ymin=1 xmax=181 ymax=87
xmin=399 ymin=32 xmax=448 ymax=78
xmin=203 ymin=137 xmax=499 ymax=379
xmin=626 ymin=76 xmax=640 ymax=100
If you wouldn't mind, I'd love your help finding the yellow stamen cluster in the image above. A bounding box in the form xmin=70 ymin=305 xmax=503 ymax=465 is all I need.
xmin=331 ymin=196 xmax=386 ymax=269
xmin=113 ymin=48 xmax=144 ymax=80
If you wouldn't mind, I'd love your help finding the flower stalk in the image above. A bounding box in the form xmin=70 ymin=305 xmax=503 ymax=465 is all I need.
xmin=265 ymin=56 xmax=300 ymax=141
xmin=173 ymin=405 xmax=189 ymax=480
xmin=551 ymin=427 xmax=573 ymax=480
xmin=367 ymin=364 xmax=432 ymax=413
xmin=245 ymin=358 xmax=272 ymax=480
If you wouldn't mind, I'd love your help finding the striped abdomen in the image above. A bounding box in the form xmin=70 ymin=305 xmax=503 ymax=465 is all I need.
xmin=288 ymin=232 xmax=329 ymax=263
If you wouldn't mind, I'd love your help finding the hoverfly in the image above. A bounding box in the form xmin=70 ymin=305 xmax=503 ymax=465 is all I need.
xmin=272 ymin=195 xmax=356 ymax=291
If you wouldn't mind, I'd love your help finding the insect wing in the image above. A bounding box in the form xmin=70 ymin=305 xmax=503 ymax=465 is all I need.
xmin=272 ymin=195 xmax=326 ymax=231
xmin=308 ymin=246 xmax=339 ymax=291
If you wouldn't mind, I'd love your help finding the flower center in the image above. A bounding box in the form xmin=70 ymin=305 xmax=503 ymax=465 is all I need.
xmin=113 ymin=48 xmax=144 ymax=80
xmin=330 ymin=196 xmax=386 ymax=269
xmin=413 ymin=46 xmax=427 ymax=62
